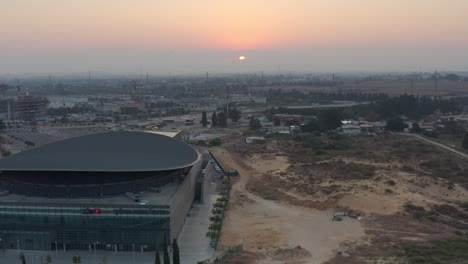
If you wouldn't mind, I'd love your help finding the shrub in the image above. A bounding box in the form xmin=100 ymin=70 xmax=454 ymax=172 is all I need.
xmin=315 ymin=150 xmax=327 ymax=155
xmin=385 ymin=179 xmax=396 ymax=186
xmin=209 ymin=138 xmax=222 ymax=146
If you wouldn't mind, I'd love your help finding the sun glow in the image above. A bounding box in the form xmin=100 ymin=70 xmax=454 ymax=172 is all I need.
xmin=239 ymin=55 xmax=246 ymax=61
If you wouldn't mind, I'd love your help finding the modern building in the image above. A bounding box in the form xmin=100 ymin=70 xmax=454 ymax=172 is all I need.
xmin=0 ymin=131 xmax=202 ymax=252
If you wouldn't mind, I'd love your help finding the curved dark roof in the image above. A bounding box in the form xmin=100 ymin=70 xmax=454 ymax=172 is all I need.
xmin=0 ymin=131 xmax=199 ymax=172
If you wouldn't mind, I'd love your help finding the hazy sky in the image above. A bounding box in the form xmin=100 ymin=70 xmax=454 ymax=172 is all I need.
xmin=2 ymin=0 xmax=468 ymax=74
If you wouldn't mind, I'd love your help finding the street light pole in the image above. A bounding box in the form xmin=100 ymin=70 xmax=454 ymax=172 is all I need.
xmin=54 ymin=241 xmax=58 ymax=255
xmin=17 ymin=239 xmax=20 ymax=251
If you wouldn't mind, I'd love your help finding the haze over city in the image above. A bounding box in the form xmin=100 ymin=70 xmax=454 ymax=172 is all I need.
xmin=2 ymin=0 xmax=468 ymax=74
xmin=3 ymin=1 xmax=468 ymax=264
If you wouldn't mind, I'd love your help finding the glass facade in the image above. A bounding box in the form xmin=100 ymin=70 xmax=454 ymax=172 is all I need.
xmin=0 ymin=203 xmax=170 ymax=251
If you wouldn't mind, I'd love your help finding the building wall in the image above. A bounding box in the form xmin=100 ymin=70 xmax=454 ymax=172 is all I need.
xmin=0 ymin=203 xmax=170 ymax=251
xmin=168 ymin=154 xmax=202 ymax=241
xmin=201 ymin=161 xmax=215 ymax=203
xmin=0 ymin=152 xmax=203 ymax=251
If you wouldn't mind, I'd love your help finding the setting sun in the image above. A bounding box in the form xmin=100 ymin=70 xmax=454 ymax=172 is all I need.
xmin=239 ymin=55 xmax=246 ymax=61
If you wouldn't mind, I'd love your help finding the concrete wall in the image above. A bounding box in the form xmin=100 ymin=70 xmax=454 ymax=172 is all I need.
xmin=201 ymin=161 xmax=215 ymax=203
xmin=169 ymin=153 xmax=202 ymax=241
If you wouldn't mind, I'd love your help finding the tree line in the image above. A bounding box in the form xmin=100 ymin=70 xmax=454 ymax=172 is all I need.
xmin=267 ymin=94 xmax=464 ymax=123
xmin=250 ymin=89 xmax=388 ymax=104
xmin=200 ymin=107 xmax=241 ymax=128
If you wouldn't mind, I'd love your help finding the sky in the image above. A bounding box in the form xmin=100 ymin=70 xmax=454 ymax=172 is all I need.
xmin=2 ymin=0 xmax=468 ymax=75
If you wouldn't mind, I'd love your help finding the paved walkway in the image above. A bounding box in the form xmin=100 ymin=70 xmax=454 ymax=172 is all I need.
xmin=178 ymin=189 xmax=219 ymax=264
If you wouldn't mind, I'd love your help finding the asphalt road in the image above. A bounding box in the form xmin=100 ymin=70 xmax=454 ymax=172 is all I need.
xmin=399 ymin=132 xmax=468 ymax=159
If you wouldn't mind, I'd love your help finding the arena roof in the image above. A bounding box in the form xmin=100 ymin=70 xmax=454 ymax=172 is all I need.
xmin=0 ymin=131 xmax=199 ymax=172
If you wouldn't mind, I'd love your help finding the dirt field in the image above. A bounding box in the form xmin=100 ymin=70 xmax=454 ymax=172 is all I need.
xmin=213 ymin=133 xmax=468 ymax=264
xmin=213 ymin=148 xmax=365 ymax=264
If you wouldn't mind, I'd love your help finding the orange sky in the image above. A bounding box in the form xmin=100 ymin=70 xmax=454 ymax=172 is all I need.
xmin=2 ymin=0 xmax=468 ymax=73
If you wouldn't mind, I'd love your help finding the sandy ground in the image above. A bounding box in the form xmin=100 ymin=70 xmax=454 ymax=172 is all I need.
xmin=337 ymin=170 xmax=468 ymax=215
xmin=212 ymin=148 xmax=365 ymax=264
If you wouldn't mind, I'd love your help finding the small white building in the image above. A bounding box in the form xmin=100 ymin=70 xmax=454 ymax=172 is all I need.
xmin=339 ymin=124 xmax=361 ymax=136
xmin=245 ymin=136 xmax=266 ymax=144
xmin=420 ymin=122 xmax=435 ymax=132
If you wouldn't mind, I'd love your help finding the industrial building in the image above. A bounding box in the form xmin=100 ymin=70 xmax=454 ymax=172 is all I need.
xmin=10 ymin=95 xmax=49 ymax=121
xmin=0 ymin=131 xmax=203 ymax=252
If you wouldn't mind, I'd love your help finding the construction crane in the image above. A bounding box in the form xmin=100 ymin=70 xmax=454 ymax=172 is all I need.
xmin=0 ymin=82 xmax=22 ymax=98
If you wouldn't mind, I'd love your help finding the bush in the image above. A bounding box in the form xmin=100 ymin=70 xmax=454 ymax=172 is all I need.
xmin=315 ymin=150 xmax=327 ymax=155
xmin=423 ymin=131 xmax=439 ymax=138
xmin=385 ymin=179 xmax=396 ymax=186
xmin=461 ymin=202 xmax=468 ymax=212
xmin=209 ymin=138 xmax=222 ymax=146
xmin=24 ymin=141 xmax=35 ymax=146
xmin=0 ymin=149 xmax=11 ymax=157
xmin=403 ymin=239 xmax=468 ymax=263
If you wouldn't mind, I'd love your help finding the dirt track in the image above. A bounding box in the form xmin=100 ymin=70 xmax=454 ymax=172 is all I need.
xmin=212 ymin=148 xmax=365 ymax=264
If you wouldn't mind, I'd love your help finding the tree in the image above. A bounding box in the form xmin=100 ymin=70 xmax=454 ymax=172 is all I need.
xmin=285 ymin=119 xmax=300 ymax=126
xmin=209 ymin=138 xmax=222 ymax=146
xmin=462 ymin=133 xmax=468 ymax=150
xmin=46 ymin=255 xmax=52 ymax=264
xmin=163 ymin=236 xmax=170 ymax=264
xmin=19 ymin=252 xmax=27 ymax=264
xmin=319 ymin=109 xmax=343 ymax=131
xmin=172 ymin=239 xmax=180 ymax=264
xmin=249 ymin=116 xmax=262 ymax=130
xmin=301 ymin=119 xmax=321 ymax=133
xmin=273 ymin=117 xmax=281 ymax=126
xmin=155 ymin=249 xmax=161 ymax=264
xmin=211 ymin=112 xmax=218 ymax=127
xmin=228 ymin=108 xmax=241 ymax=122
xmin=444 ymin=117 xmax=465 ymax=134
xmin=386 ymin=117 xmax=408 ymax=132
xmin=217 ymin=112 xmax=227 ymax=128
xmin=410 ymin=122 xmax=422 ymax=133
xmin=444 ymin=73 xmax=460 ymax=81
xmin=163 ymin=247 xmax=170 ymax=264
xmin=72 ymin=253 xmax=81 ymax=264
xmin=200 ymin=112 xmax=208 ymax=127
xmin=163 ymin=235 xmax=168 ymax=249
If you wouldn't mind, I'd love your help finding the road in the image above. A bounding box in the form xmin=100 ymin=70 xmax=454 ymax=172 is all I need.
xmin=399 ymin=133 xmax=468 ymax=159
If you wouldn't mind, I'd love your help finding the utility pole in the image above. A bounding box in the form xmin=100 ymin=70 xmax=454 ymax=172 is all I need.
xmin=88 ymin=71 xmax=91 ymax=90
xmin=410 ymin=79 xmax=414 ymax=95
xmin=226 ymin=85 xmax=229 ymax=126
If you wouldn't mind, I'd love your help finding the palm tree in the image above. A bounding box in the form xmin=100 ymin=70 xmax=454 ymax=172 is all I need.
xmin=163 ymin=247 xmax=170 ymax=264
xmin=155 ymin=249 xmax=161 ymax=264
xmin=172 ymin=239 xmax=180 ymax=264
